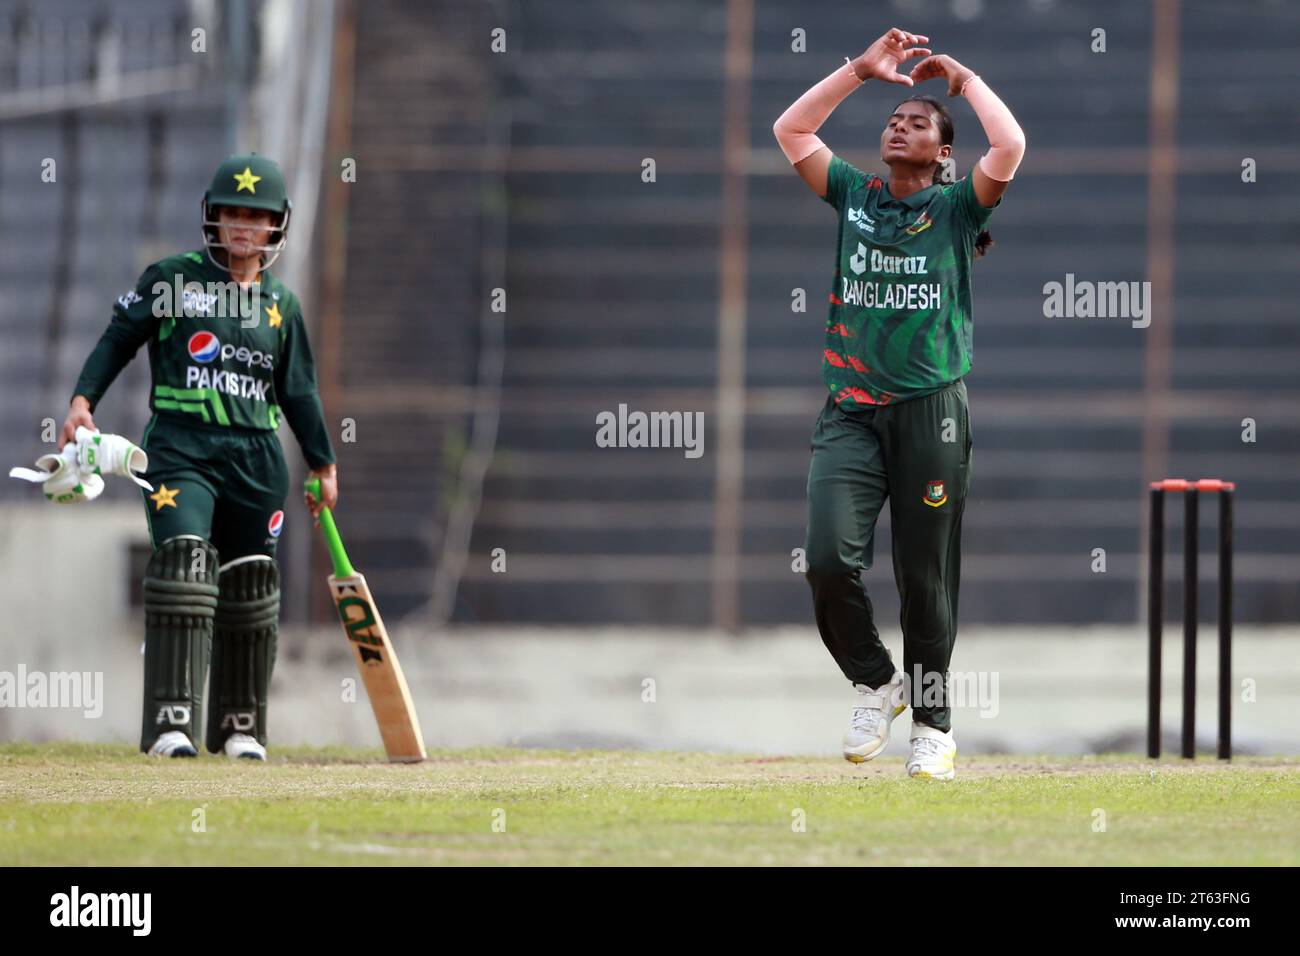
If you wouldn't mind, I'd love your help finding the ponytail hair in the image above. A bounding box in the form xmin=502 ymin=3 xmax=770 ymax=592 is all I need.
xmin=899 ymin=94 xmax=995 ymax=258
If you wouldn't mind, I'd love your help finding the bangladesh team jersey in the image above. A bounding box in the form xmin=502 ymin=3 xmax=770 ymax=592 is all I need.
xmin=73 ymin=250 xmax=335 ymax=469
xmin=819 ymin=154 xmax=999 ymax=408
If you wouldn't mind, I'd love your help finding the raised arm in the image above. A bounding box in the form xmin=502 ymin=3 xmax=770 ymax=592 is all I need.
xmin=908 ymin=54 xmax=1026 ymax=207
xmin=773 ymin=28 xmax=931 ymax=198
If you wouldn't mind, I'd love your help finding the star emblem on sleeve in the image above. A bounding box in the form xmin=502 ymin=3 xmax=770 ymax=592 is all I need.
xmin=264 ymin=301 xmax=283 ymax=328
xmin=149 ymin=483 xmax=180 ymax=510
xmin=233 ymin=166 xmax=262 ymax=193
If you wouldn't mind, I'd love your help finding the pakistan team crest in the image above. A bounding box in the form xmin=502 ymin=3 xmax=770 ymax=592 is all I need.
xmin=924 ymin=479 xmax=948 ymax=508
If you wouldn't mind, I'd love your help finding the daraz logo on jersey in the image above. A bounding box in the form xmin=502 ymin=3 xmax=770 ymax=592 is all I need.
xmin=849 ymin=242 xmax=868 ymax=275
xmin=841 ymin=244 xmax=941 ymax=310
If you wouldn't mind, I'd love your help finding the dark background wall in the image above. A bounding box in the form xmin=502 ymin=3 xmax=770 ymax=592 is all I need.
xmin=4 ymin=0 xmax=1297 ymax=628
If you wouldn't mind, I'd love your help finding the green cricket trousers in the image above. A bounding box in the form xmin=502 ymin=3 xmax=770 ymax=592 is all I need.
xmin=139 ymin=414 xmax=290 ymax=559
xmin=804 ymin=378 xmax=971 ymax=732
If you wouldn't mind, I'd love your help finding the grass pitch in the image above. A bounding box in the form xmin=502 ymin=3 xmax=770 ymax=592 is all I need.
xmin=2 ymin=744 xmax=1296 ymax=866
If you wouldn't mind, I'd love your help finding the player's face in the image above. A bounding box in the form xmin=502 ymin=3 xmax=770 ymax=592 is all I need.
xmin=216 ymin=206 xmax=277 ymax=259
xmin=881 ymin=102 xmax=947 ymax=168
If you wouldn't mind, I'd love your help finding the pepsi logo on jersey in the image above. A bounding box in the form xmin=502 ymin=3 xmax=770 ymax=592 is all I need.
xmin=186 ymin=331 xmax=273 ymax=370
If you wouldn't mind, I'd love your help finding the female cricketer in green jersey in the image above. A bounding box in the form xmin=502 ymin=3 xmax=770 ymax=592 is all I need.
xmin=62 ymin=153 xmax=338 ymax=760
xmin=774 ymin=28 xmax=1025 ymax=778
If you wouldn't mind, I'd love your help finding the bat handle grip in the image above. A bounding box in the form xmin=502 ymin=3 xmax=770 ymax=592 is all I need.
xmin=304 ymin=476 xmax=355 ymax=578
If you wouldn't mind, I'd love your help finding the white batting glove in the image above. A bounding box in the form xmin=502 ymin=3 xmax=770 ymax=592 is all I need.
xmin=9 ymin=445 xmax=106 ymax=503
xmin=9 ymin=427 xmax=151 ymax=502
xmin=71 ymin=426 xmax=152 ymax=490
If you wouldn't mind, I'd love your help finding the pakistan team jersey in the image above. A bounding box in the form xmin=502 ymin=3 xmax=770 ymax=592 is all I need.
xmin=819 ymin=154 xmax=998 ymax=408
xmin=73 ymin=250 xmax=335 ymax=469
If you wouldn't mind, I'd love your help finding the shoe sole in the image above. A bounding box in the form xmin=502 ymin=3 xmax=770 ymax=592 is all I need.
xmin=842 ymin=703 xmax=907 ymax=763
xmin=909 ymin=768 xmax=956 ymax=780
xmin=908 ymin=750 xmax=957 ymax=780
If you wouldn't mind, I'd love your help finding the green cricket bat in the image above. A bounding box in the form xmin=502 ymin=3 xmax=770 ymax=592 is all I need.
xmin=305 ymin=477 xmax=426 ymax=762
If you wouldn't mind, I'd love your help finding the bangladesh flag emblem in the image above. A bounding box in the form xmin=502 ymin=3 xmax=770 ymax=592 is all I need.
xmin=905 ymin=211 xmax=934 ymax=236
xmin=924 ymin=479 xmax=948 ymax=507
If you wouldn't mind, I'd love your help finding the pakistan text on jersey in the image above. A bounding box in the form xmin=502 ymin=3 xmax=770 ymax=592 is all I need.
xmin=839 ymin=279 xmax=942 ymax=310
xmin=185 ymin=366 xmax=272 ymax=401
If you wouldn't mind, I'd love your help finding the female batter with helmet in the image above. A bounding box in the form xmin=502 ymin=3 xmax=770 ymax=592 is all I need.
xmin=63 ymin=153 xmax=337 ymax=759
xmin=773 ymin=29 xmax=1025 ymax=778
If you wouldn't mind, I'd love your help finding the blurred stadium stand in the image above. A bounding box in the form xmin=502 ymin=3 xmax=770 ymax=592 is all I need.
xmin=3 ymin=0 xmax=1297 ymax=629
xmin=0 ymin=0 xmax=219 ymax=452
xmin=0 ymin=0 xmax=329 ymax=620
xmin=443 ymin=0 xmax=1300 ymax=626
xmin=319 ymin=0 xmax=496 ymax=624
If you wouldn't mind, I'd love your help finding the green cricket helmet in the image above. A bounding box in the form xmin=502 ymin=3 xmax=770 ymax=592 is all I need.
xmin=201 ymin=153 xmax=292 ymax=272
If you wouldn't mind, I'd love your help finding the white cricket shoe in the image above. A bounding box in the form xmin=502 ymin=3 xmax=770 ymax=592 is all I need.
xmin=222 ymin=733 xmax=267 ymax=761
xmin=907 ymin=723 xmax=957 ymax=780
xmin=842 ymin=672 xmax=907 ymax=763
xmin=147 ymin=730 xmax=198 ymax=758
